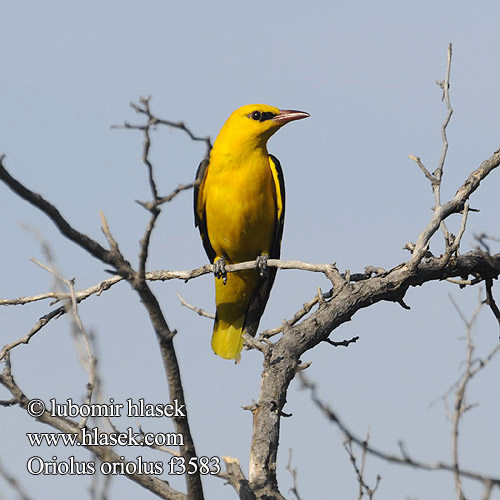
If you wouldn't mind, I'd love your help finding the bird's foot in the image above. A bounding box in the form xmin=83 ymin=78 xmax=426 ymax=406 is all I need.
xmin=214 ymin=256 xmax=227 ymax=285
xmin=256 ymin=254 xmax=269 ymax=278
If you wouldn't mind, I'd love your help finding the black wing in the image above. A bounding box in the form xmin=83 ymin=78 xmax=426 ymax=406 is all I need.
xmin=194 ymin=159 xmax=216 ymax=263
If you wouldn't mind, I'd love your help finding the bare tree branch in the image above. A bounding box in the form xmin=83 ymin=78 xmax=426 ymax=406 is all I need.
xmin=2 ymin=48 xmax=500 ymax=499
xmin=1 ymin=171 xmax=499 ymax=498
xmin=0 ymin=155 xmax=125 ymax=271
xmin=407 ymin=148 xmax=500 ymax=270
xmin=299 ymin=371 xmax=500 ymax=492
xmin=245 ymin=44 xmax=500 ymax=497
xmin=220 ymin=456 xmax=256 ymax=500
xmin=0 ymin=457 xmax=32 ymax=500
xmin=1 ymin=151 xmax=204 ymax=499
xmin=112 ymin=96 xmax=212 ymax=159
xmin=176 ymin=292 xmax=215 ymax=319
xmin=411 ymin=43 xmax=454 ymax=249
xmin=3 ymin=250 xmax=498 ymax=366
xmin=435 ymin=43 xmax=453 ymax=184
xmin=448 ymin=294 xmax=483 ymax=500
xmin=259 ymin=288 xmax=333 ymax=339
xmin=285 ymin=450 xmax=302 ymax=500
xmin=344 ymin=434 xmax=381 ymax=499
xmin=0 ymin=354 xmax=187 ymax=500
xmin=29 ymin=256 xmax=98 ymax=429
xmin=0 ymin=306 xmax=66 ymax=361
xmin=2 ymin=253 xmax=498 ymax=311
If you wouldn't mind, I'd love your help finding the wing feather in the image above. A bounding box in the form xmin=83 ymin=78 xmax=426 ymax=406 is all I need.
xmin=194 ymin=159 xmax=216 ymax=263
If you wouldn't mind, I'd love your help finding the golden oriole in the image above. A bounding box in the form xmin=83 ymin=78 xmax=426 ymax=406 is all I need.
xmin=194 ymin=104 xmax=309 ymax=360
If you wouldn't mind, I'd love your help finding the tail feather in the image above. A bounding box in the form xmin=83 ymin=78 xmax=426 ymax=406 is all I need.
xmin=211 ymin=315 xmax=244 ymax=361
xmin=212 ymin=269 xmax=257 ymax=361
xmin=243 ymin=267 xmax=277 ymax=337
xmin=211 ymin=267 xmax=278 ymax=360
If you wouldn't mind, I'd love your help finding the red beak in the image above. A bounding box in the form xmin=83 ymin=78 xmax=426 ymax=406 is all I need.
xmin=273 ymin=109 xmax=310 ymax=124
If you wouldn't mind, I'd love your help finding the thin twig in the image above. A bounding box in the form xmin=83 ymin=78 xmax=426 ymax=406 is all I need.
xmin=344 ymin=434 xmax=381 ymax=499
xmin=407 ymin=148 xmax=500 ymax=269
xmin=1 ymin=142 xmax=204 ymax=499
xmin=409 ymin=155 xmax=434 ymax=183
xmin=112 ymin=99 xmax=212 ymax=158
xmin=408 ymin=44 xmax=462 ymax=268
xmin=134 ymin=96 xmax=162 ymax=279
xmin=0 ymin=458 xmax=32 ymax=500
xmin=0 ymin=358 xmax=187 ymax=500
xmin=434 ymin=43 xmax=454 ymax=245
xmin=286 ymin=450 xmax=302 ymax=500
xmin=176 ymin=292 xmax=215 ymax=319
xmin=99 ymin=211 xmax=120 ymax=255
xmin=323 ymin=336 xmax=360 ymax=348
xmin=0 ymin=306 xmax=65 ymax=361
xmin=299 ymin=372 xmax=500 ymax=491
xmin=435 ymin=43 xmax=454 ymax=184
xmin=260 ymin=288 xmax=333 ymax=339
xmin=448 ymin=293 xmax=483 ymax=500
xmin=29 ymin=257 xmax=98 ymax=429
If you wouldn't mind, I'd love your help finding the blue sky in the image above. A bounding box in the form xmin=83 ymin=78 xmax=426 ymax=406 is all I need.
xmin=1 ymin=1 xmax=500 ymax=499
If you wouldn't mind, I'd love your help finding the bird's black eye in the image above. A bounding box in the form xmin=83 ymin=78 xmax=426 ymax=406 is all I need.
xmin=251 ymin=111 xmax=261 ymax=121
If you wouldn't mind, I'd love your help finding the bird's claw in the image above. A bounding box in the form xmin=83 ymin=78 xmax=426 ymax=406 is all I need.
xmin=256 ymin=255 xmax=269 ymax=278
xmin=214 ymin=256 xmax=227 ymax=285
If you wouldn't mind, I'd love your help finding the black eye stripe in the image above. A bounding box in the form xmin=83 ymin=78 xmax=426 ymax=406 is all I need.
xmin=260 ymin=112 xmax=276 ymax=121
xmin=249 ymin=111 xmax=277 ymax=122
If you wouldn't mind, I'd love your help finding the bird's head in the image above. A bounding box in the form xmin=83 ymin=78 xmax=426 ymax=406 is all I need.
xmin=213 ymin=104 xmax=309 ymax=153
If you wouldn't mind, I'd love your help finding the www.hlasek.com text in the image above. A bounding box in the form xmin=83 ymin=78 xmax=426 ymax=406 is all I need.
xmin=27 ymin=426 xmax=184 ymax=448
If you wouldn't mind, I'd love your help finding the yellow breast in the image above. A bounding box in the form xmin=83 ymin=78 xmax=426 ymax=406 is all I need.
xmin=204 ymin=152 xmax=277 ymax=263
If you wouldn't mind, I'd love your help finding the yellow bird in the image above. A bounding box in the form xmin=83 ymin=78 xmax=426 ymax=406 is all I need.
xmin=194 ymin=104 xmax=309 ymax=360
